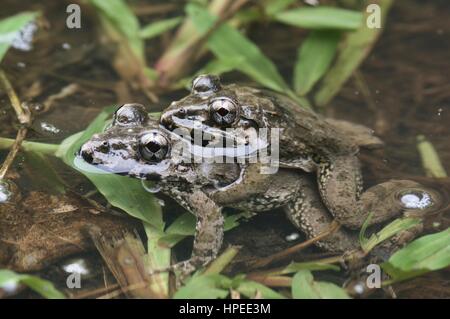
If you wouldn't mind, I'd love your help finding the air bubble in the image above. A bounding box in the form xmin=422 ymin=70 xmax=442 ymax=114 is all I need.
xmin=400 ymin=192 xmax=433 ymax=209
xmin=141 ymin=180 xmax=161 ymax=193
xmin=285 ymin=232 xmax=300 ymax=242
xmin=0 ymin=180 xmax=13 ymax=203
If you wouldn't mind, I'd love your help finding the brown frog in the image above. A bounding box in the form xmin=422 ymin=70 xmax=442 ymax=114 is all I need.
xmin=159 ymin=75 xmax=424 ymax=232
xmin=80 ymin=104 xmax=437 ymax=274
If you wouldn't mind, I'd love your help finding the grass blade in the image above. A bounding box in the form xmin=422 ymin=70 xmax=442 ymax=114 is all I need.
xmin=314 ymin=0 xmax=393 ymax=107
xmin=416 ymin=135 xmax=447 ymax=178
xmin=140 ymin=17 xmax=182 ymax=40
xmin=293 ymin=30 xmax=340 ymax=95
xmin=275 ymin=6 xmax=363 ymax=30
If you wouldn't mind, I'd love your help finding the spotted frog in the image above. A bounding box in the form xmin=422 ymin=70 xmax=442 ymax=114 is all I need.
xmin=159 ymin=75 xmax=426 ymax=231
xmin=80 ymin=104 xmax=437 ymax=274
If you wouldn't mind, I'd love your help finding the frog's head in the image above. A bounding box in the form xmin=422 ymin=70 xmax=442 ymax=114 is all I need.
xmin=160 ymin=75 xmax=269 ymax=150
xmin=79 ymin=104 xmax=195 ymax=183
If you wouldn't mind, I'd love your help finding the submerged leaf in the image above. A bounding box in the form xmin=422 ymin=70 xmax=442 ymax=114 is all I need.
xmin=291 ymin=270 xmax=350 ymax=299
xmin=416 ymin=135 xmax=447 ymax=178
xmin=275 ymin=6 xmax=363 ymax=30
xmin=0 ymin=269 xmax=65 ymax=299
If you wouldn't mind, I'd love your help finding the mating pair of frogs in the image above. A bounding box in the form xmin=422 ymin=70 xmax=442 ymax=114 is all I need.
xmin=80 ymin=75 xmax=437 ymax=273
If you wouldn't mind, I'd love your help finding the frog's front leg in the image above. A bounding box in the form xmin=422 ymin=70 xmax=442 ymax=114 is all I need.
xmin=317 ymin=155 xmax=424 ymax=229
xmin=166 ymin=189 xmax=224 ymax=276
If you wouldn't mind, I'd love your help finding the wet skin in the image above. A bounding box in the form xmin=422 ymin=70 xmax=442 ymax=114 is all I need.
xmin=159 ymin=75 xmax=424 ymax=230
xmin=80 ymin=104 xmax=436 ymax=274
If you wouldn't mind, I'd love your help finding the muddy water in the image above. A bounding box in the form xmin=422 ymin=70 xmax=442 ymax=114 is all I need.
xmin=0 ymin=0 xmax=449 ymax=298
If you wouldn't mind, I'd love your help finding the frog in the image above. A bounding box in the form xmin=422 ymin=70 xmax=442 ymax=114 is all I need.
xmin=79 ymin=103 xmax=438 ymax=275
xmin=159 ymin=74 xmax=413 ymax=232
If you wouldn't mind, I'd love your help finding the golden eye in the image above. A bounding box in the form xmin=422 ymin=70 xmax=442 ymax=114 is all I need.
xmin=209 ymin=97 xmax=239 ymax=126
xmin=113 ymin=103 xmax=148 ymax=126
xmin=139 ymin=131 xmax=170 ymax=162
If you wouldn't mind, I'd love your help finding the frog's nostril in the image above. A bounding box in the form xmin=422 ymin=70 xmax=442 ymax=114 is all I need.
xmin=80 ymin=145 xmax=94 ymax=163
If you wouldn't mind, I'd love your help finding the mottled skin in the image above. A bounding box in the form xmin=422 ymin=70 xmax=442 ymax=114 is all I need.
xmin=80 ymin=104 xmax=434 ymax=274
xmin=159 ymin=75 xmax=414 ymax=230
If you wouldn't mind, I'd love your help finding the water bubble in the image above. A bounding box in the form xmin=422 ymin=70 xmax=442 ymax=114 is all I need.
xmin=157 ymin=198 xmax=165 ymax=207
xmin=352 ymin=283 xmax=365 ymax=295
xmin=285 ymin=232 xmax=300 ymax=242
xmin=0 ymin=180 xmax=13 ymax=203
xmin=141 ymin=179 xmax=161 ymax=193
xmin=400 ymin=192 xmax=433 ymax=209
xmin=437 ymin=107 xmax=443 ymax=116
xmin=11 ymin=22 xmax=37 ymax=52
xmin=40 ymin=122 xmax=61 ymax=134
xmin=62 ymin=42 xmax=71 ymax=50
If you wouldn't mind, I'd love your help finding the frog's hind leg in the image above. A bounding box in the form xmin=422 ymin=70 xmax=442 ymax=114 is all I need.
xmin=325 ymin=119 xmax=384 ymax=150
xmin=285 ymin=175 xmax=359 ymax=252
xmin=317 ymin=155 xmax=425 ymax=229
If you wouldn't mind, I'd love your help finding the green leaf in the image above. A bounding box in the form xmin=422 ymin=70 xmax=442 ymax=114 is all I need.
xmin=360 ymin=217 xmax=422 ymax=253
xmin=144 ymin=223 xmax=170 ymax=297
xmin=291 ymin=270 xmax=350 ymax=299
xmin=0 ymin=11 xmax=38 ymax=62
xmin=159 ymin=211 xmax=250 ymax=247
xmin=55 ymin=106 xmax=164 ymax=230
xmin=203 ymin=246 xmax=240 ymax=275
xmin=88 ymin=0 xmax=143 ymax=60
xmin=416 ymin=135 xmax=447 ymax=178
xmin=264 ymin=0 xmax=297 ymax=16
xmin=0 ymin=269 xmax=65 ymax=299
xmin=382 ymin=228 xmax=450 ymax=283
xmin=140 ymin=17 xmax=183 ymax=39
xmin=293 ymin=30 xmax=340 ymax=95
xmin=315 ymin=0 xmax=393 ymax=107
xmin=275 ymin=6 xmax=363 ymax=30
xmin=237 ymin=280 xmax=285 ymax=299
xmin=186 ymin=3 xmax=291 ymax=96
xmin=173 ymin=274 xmax=231 ymax=299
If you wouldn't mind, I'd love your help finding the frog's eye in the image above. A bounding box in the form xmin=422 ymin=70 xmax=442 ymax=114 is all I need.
xmin=209 ymin=97 xmax=239 ymax=126
xmin=191 ymin=74 xmax=221 ymax=95
xmin=113 ymin=103 xmax=148 ymax=127
xmin=139 ymin=131 xmax=170 ymax=162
